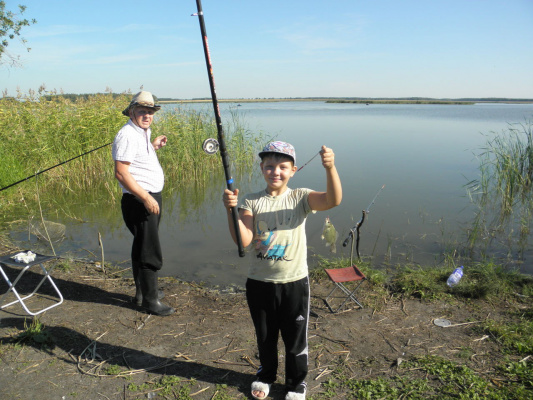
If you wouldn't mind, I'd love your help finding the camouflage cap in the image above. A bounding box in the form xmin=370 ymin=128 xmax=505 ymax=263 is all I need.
xmin=258 ymin=141 xmax=296 ymax=164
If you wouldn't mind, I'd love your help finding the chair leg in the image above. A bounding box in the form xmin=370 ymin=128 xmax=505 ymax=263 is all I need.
xmin=324 ymin=280 xmax=366 ymax=313
xmin=336 ymin=281 xmax=365 ymax=309
xmin=0 ymin=263 xmax=63 ymax=316
xmin=323 ymin=285 xmax=339 ymax=313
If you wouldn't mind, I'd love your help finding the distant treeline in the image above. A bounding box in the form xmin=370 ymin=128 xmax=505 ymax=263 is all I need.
xmin=326 ymin=97 xmax=533 ymax=102
xmin=326 ymin=97 xmax=533 ymax=104
xmin=14 ymin=93 xmax=532 ymax=104
xmin=38 ymin=93 xmax=127 ymax=102
xmin=164 ymin=96 xmax=533 ymax=104
xmin=327 ymin=99 xmax=474 ymax=105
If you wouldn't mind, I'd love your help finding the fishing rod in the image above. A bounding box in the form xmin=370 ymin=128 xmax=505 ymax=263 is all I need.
xmin=193 ymin=0 xmax=245 ymax=257
xmin=0 ymin=142 xmax=112 ymax=193
xmin=342 ymin=184 xmax=385 ymax=259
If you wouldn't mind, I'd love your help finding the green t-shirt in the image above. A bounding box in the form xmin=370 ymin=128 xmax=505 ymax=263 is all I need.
xmin=239 ymin=187 xmax=314 ymax=283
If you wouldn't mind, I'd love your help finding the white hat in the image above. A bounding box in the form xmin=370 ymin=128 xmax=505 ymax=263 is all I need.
xmin=122 ymin=91 xmax=161 ymax=116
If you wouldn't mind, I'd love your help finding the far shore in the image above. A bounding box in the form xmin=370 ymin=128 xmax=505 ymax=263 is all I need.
xmin=159 ymin=97 xmax=533 ymax=105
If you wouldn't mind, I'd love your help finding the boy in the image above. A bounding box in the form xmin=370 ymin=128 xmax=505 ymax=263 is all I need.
xmin=222 ymin=141 xmax=342 ymax=400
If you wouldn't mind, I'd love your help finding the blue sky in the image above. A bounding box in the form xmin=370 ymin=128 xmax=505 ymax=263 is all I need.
xmin=1 ymin=0 xmax=532 ymax=99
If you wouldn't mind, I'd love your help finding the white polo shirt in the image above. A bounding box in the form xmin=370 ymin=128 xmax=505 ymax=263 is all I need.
xmin=112 ymin=120 xmax=164 ymax=193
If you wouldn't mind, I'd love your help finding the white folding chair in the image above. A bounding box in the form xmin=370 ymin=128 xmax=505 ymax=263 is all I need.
xmin=0 ymin=251 xmax=63 ymax=316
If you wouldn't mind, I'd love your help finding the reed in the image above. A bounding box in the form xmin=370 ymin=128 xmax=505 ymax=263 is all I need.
xmin=155 ymin=105 xmax=262 ymax=191
xmin=0 ymin=87 xmax=124 ymax=188
xmin=0 ymin=88 xmax=262 ymax=223
xmin=465 ymin=120 xmax=533 ymax=258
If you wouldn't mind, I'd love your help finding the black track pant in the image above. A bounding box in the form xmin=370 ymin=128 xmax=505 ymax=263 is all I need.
xmin=121 ymin=192 xmax=163 ymax=271
xmin=246 ymin=276 xmax=309 ymax=393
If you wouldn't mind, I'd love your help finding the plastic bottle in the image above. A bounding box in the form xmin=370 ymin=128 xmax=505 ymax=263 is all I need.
xmin=447 ymin=266 xmax=464 ymax=287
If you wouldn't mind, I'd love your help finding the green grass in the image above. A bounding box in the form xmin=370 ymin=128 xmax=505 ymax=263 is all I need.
xmin=127 ymin=376 xmax=204 ymax=399
xmin=55 ymin=259 xmax=74 ymax=272
xmin=308 ymin=259 xmax=533 ymax=400
xmin=313 ymin=257 xmax=533 ymax=303
xmin=103 ymin=364 xmax=122 ymax=375
xmin=386 ymin=261 xmax=533 ymax=301
xmin=481 ymin=317 xmax=533 ymax=355
xmin=15 ymin=317 xmax=53 ymax=348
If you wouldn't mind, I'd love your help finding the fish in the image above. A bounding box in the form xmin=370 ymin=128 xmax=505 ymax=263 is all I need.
xmin=321 ymin=217 xmax=338 ymax=253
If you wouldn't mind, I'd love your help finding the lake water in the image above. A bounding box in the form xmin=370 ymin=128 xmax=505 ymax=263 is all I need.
xmin=12 ymin=101 xmax=533 ymax=286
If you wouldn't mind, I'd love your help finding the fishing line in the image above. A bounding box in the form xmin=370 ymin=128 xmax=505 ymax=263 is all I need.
xmin=297 ymin=151 xmax=321 ymax=172
xmin=193 ymin=0 xmax=245 ymax=257
xmin=0 ymin=142 xmax=112 ymax=193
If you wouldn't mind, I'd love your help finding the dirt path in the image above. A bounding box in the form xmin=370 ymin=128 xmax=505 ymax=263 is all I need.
xmin=0 ymin=249 xmax=520 ymax=400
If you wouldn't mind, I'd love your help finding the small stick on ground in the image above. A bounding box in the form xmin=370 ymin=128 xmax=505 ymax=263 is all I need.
xmin=191 ymin=386 xmax=210 ymax=397
xmin=241 ymin=355 xmax=259 ymax=369
xmin=98 ymin=231 xmax=106 ymax=275
xmin=444 ymin=321 xmax=482 ymax=328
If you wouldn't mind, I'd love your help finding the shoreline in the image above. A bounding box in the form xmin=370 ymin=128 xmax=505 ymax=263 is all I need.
xmin=159 ymin=97 xmax=533 ymax=105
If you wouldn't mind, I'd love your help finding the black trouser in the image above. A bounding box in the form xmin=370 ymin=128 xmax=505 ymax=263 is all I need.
xmin=121 ymin=192 xmax=163 ymax=271
xmin=246 ymin=276 xmax=309 ymax=393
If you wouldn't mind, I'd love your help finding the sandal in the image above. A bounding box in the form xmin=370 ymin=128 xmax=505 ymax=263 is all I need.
xmin=251 ymin=381 xmax=271 ymax=400
xmin=285 ymin=389 xmax=306 ymax=400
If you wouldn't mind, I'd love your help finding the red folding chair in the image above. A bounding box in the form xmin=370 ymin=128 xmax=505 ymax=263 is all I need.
xmin=323 ymin=265 xmax=366 ymax=313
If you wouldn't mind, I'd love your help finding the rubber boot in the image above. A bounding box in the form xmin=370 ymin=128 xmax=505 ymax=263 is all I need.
xmin=139 ymin=268 xmax=175 ymax=316
xmin=132 ymin=264 xmax=164 ymax=306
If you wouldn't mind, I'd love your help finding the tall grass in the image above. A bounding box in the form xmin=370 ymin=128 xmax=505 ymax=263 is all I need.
xmin=0 ymin=87 xmax=124 ymax=191
xmin=0 ymin=88 xmax=262 ymax=224
xmin=156 ymin=105 xmax=262 ymax=191
xmin=465 ymin=120 xmax=533 ymax=258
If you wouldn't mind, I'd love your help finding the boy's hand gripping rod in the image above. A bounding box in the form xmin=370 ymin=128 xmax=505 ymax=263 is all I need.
xmin=342 ymin=185 xmax=385 ymax=259
xmin=193 ymin=0 xmax=245 ymax=257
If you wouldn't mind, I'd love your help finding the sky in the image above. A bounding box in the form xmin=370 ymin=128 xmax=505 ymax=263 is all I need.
xmin=1 ymin=0 xmax=532 ymax=99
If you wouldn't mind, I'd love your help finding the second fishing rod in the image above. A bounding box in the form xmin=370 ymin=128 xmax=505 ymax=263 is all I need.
xmin=0 ymin=141 xmax=112 ymax=193
xmin=342 ymin=184 xmax=385 ymax=260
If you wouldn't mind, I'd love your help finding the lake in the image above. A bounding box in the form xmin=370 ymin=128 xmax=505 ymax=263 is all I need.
xmin=11 ymin=101 xmax=533 ymax=286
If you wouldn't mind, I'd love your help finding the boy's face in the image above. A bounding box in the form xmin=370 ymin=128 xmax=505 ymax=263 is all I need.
xmin=260 ymin=155 xmax=297 ymax=193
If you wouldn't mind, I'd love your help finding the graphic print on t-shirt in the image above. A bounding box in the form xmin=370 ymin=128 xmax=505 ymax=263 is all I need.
xmin=254 ymin=219 xmax=292 ymax=261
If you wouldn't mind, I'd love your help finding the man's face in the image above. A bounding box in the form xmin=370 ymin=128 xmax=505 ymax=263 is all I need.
xmin=130 ymin=106 xmax=155 ymax=129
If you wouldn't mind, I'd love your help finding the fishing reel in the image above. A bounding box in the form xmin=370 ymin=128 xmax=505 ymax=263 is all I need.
xmin=202 ymin=138 xmax=219 ymax=155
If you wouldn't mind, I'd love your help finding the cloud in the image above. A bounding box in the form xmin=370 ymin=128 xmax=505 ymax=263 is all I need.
xmin=26 ymin=25 xmax=101 ymax=38
xmin=270 ymin=17 xmax=365 ymax=54
xmin=114 ymin=24 xmax=162 ymax=33
xmin=282 ymin=33 xmax=346 ymax=52
xmin=26 ymin=23 xmax=166 ymax=40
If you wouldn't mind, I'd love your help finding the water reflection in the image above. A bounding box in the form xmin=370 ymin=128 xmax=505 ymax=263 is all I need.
xmin=9 ymin=102 xmax=533 ymax=285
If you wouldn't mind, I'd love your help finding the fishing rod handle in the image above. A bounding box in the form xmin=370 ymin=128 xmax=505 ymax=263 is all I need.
xmin=342 ymin=231 xmax=354 ymax=247
xmin=224 ymin=174 xmax=245 ymax=257
xmin=228 ymin=205 xmax=245 ymax=257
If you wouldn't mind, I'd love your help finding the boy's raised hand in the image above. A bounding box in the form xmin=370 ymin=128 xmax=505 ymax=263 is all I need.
xmin=223 ymin=188 xmax=239 ymax=210
xmin=320 ymin=145 xmax=335 ymax=169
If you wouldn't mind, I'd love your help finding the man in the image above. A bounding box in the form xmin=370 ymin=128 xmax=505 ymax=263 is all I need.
xmin=112 ymin=91 xmax=175 ymax=316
